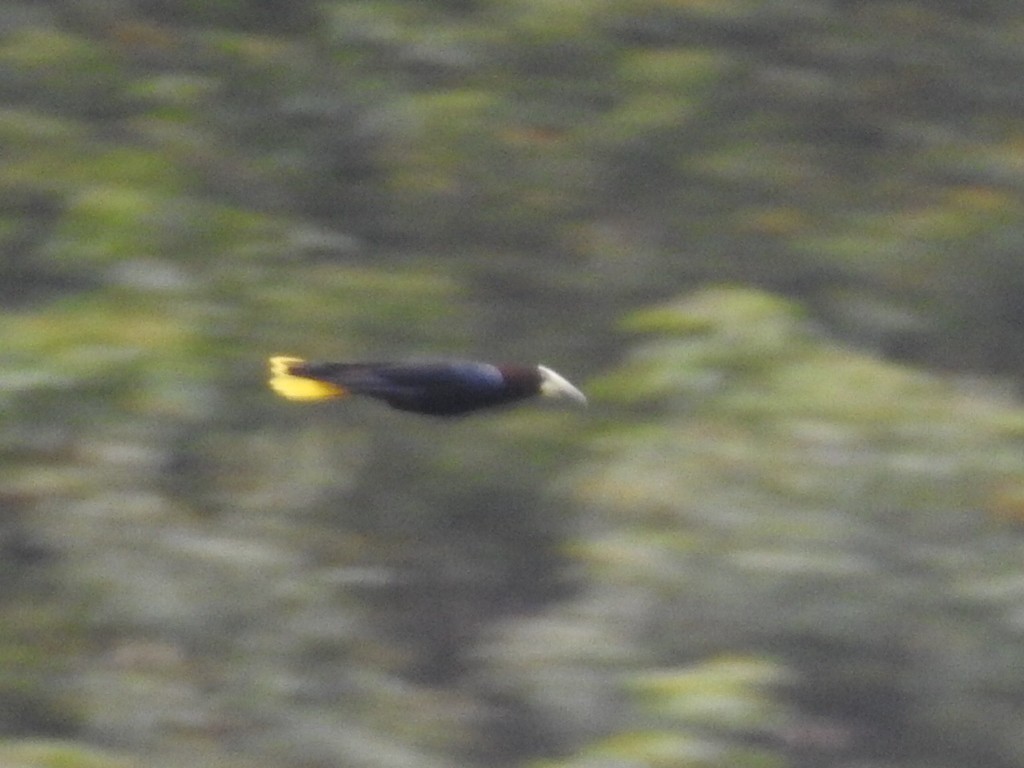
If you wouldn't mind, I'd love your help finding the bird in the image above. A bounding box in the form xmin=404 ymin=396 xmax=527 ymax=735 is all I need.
xmin=268 ymin=356 xmax=587 ymax=416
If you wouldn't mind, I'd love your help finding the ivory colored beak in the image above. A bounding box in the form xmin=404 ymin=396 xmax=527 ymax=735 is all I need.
xmin=538 ymin=365 xmax=587 ymax=405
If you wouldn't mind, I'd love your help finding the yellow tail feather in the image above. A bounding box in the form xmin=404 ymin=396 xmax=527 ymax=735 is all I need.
xmin=268 ymin=356 xmax=348 ymax=401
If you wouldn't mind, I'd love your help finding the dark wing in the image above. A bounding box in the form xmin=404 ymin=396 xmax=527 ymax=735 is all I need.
xmin=360 ymin=362 xmax=518 ymax=415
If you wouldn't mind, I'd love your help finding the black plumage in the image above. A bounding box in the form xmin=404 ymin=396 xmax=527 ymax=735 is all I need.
xmin=268 ymin=356 xmax=586 ymax=416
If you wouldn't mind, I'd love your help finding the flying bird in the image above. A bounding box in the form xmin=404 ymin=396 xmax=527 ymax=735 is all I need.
xmin=268 ymin=356 xmax=587 ymax=416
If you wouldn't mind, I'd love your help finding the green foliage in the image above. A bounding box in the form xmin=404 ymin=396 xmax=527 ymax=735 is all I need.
xmin=559 ymin=287 xmax=1024 ymax=767
xmin=0 ymin=741 xmax=133 ymax=768
xmin=0 ymin=28 xmax=113 ymax=78
xmin=537 ymin=657 xmax=791 ymax=768
xmin=3 ymin=2 xmax=1024 ymax=768
xmin=549 ymin=729 xmax=782 ymax=768
xmin=631 ymin=657 xmax=789 ymax=730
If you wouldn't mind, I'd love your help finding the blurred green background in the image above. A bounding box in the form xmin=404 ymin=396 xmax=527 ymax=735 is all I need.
xmin=4 ymin=1 xmax=1024 ymax=767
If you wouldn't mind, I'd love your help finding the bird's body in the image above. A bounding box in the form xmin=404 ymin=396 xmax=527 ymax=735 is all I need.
xmin=268 ymin=356 xmax=586 ymax=416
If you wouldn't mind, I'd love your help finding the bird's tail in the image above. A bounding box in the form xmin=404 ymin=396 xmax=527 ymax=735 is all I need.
xmin=268 ymin=356 xmax=348 ymax=401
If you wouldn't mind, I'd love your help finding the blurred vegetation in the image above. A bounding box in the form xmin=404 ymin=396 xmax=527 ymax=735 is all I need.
xmin=3 ymin=1 xmax=1024 ymax=768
